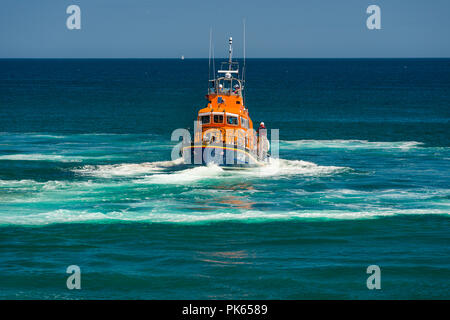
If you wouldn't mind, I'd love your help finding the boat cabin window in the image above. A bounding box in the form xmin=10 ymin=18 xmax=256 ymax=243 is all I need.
xmin=227 ymin=115 xmax=238 ymax=125
xmin=214 ymin=114 xmax=224 ymax=123
xmin=200 ymin=115 xmax=210 ymax=124
xmin=240 ymin=117 xmax=249 ymax=129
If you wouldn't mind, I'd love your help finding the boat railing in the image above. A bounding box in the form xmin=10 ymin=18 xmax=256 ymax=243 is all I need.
xmin=208 ymin=88 xmax=242 ymax=96
xmin=208 ymin=77 xmax=244 ymax=96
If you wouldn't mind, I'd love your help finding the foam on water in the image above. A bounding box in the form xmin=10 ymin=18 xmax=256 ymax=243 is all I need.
xmin=126 ymin=158 xmax=350 ymax=185
xmin=1 ymin=207 xmax=448 ymax=226
xmin=0 ymin=153 xmax=124 ymax=162
xmin=244 ymin=158 xmax=350 ymax=177
xmin=73 ymin=158 xmax=184 ymax=177
xmin=0 ymin=209 xmax=108 ymax=225
xmin=288 ymin=188 xmax=450 ymax=200
xmin=0 ymin=179 xmax=123 ymax=200
xmin=0 ymin=154 xmax=85 ymax=162
xmin=136 ymin=163 xmax=225 ymax=184
xmin=280 ymin=140 xmax=424 ymax=150
xmin=0 ymin=133 xmax=448 ymax=227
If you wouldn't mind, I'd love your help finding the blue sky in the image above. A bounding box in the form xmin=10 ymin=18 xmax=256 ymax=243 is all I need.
xmin=0 ymin=0 xmax=449 ymax=58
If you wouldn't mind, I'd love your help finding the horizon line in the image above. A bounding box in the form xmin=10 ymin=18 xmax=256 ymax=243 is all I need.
xmin=1 ymin=57 xmax=450 ymax=59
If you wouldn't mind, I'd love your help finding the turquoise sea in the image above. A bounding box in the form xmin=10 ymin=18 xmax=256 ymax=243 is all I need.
xmin=0 ymin=59 xmax=449 ymax=299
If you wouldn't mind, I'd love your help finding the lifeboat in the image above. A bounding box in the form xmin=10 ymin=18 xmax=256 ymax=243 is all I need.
xmin=182 ymin=37 xmax=270 ymax=167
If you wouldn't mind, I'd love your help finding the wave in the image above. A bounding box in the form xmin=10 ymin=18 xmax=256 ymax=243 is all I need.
xmin=0 ymin=153 xmax=124 ymax=162
xmin=245 ymin=158 xmax=350 ymax=177
xmin=1 ymin=173 xmax=448 ymax=225
xmin=280 ymin=140 xmax=424 ymax=150
xmin=20 ymin=134 xmax=67 ymax=139
xmin=0 ymin=209 xmax=108 ymax=225
xmin=1 ymin=207 xmax=448 ymax=226
xmin=130 ymin=158 xmax=350 ymax=185
xmin=73 ymin=158 xmax=184 ymax=178
xmin=0 ymin=154 xmax=86 ymax=162
xmin=0 ymin=133 xmax=67 ymax=139
xmin=0 ymin=157 xmax=350 ymax=192
xmin=136 ymin=163 xmax=225 ymax=184
xmin=0 ymin=179 xmax=103 ymax=191
xmin=0 ymin=132 xmax=154 ymax=137
xmin=289 ymin=188 xmax=450 ymax=198
xmin=0 ymin=132 xmax=159 ymax=141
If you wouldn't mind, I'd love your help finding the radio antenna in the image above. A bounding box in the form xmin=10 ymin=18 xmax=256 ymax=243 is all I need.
xmin=243 ymin=18 xmax=246 ymax=106
xmin=208 ymin=28 xmax=212 ymax=85
xmin=212 ymin=38 xmax=215 ymax=80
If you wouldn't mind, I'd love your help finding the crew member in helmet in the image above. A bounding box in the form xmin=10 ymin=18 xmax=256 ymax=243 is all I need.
xmin=257 ymin=122 xmax=266 ymax=135
xmin=257 ymin=122 xmax=268 ymax=161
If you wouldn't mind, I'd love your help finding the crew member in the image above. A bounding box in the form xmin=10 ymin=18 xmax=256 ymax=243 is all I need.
xmin=257 ymin=122 xmax=266 ymax=135
xmin=257 ymin=122 xmax=268 ymax=161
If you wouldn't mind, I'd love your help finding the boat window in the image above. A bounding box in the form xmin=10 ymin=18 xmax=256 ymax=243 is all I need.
xmin=227 ymin=116 xmax=238 ymax=125
xmin=214 ymin=115 xmax=224 ymax=123
xmin=236 ymin=101 xmax=240 ymax=104
xmin=240 ymin=117 xmax=248 ymax=129
xmin=200 ymin=115 xmax=210 ymax=124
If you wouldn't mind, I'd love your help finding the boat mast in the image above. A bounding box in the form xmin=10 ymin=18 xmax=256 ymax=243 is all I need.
xmin=228 ymin=37 xmax=233 ymax=70
xmin=208 ymin=28 xmax=212 ymax=83
xmin=243 ymin=19 xmax=246 ymax=106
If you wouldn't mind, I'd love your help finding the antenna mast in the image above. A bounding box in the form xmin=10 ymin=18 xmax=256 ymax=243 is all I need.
xmin=212 ymin=43 xmax=215 ymax=81
xmin=208 ymin=28 xmax=212 ymax=86
xmin=228 ymin=37 xmax=233 ymax=70
xmin=243 ymin=19 xmax=246 ymax=105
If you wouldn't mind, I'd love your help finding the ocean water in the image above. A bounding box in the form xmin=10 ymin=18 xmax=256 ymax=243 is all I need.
xmin=0 ymin=59 xmax=449 ymax=299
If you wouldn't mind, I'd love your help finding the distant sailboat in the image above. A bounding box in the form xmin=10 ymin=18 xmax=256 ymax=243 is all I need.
xmin=181 ymin=55 xmax=185 ymax=60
